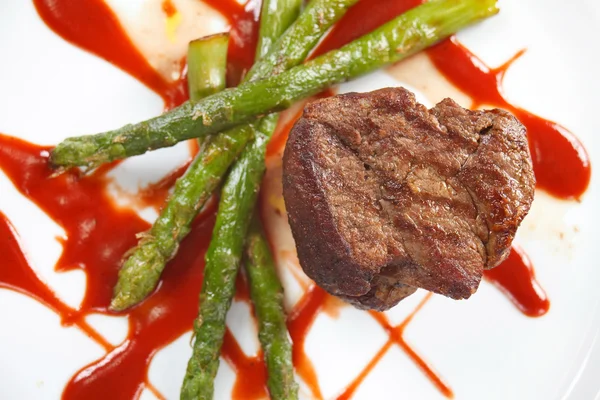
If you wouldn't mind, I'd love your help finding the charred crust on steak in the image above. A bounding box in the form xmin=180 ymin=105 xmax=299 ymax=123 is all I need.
xmin=282 ymin=87 xmax=535 ymax=311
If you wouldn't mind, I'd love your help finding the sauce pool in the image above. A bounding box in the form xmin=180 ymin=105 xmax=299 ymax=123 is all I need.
xmin=0 ymin=0 xmax=588 ymax=399
xmin=484 ymin=247 xmax=550 ymax=317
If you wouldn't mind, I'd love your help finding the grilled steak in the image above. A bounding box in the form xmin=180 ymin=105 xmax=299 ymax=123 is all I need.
xmin=282 ymin=87 xmax=535 ymax=311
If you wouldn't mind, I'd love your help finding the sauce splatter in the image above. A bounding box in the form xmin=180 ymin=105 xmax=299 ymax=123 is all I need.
xmin=0 ymin=135 xmax=213 ymax=399
xmin=338 ymin=293 xmax=453 ymax=400
xmin=266 ymin=109 xmax=304 ymax=158
xmin=484 ymin=247 xmax=550 ymax=317
xmin=161 ymin=0 xmax=177 ymax=18
xmin=0 ymin=211 xmax=112 ymax=351
xmin=135 ymin=160 xmax=194 ymax=211
xmin=33 ymin=0 xmax=188 ymax=110
xmin=287 ymin=286 xmax=328 ymax=399
xmin=222 ymin=329 xmax=268 ymax=399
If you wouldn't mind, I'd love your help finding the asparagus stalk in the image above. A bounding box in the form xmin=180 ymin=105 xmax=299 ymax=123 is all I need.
xmin=111 ymin=0 xmax=356 ymax=311
xmin=50 ymin=0 xmax=499 ymax=169
xmin=110 ymin=34 xmax=248 ymax=311
xmin=181 ymin=129 xmax=274 ymax=400
xmin=251 ymin=0 xmax=361 ymax=80
xmin=187 ymin=34 xmax=230 ymax=100
xmin=245 ymin=215 xmax=298 ymax=400
xmin=181 ymin=90 xmax=282 ymax=397
xmin=180 ymin=0 xmax=304 ymax=398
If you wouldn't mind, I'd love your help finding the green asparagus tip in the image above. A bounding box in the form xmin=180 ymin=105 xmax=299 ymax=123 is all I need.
xmin=49 ymin=139 xmax=90 ymax=169
xmin=110 ymin=241 xmax=167 ymax=311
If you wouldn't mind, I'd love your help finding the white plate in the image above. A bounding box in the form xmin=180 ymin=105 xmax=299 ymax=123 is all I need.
xmin=1 ymin=0 xmax=599 ymax=399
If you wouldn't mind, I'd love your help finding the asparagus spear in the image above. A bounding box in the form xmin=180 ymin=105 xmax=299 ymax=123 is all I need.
xmin=110 ymin=34 xmax=252 ymax=311
xmin=181 ymin=89 xmax=283 ymax=399
xmin=111 ymin=0 xmax=357 ymax=311
xmin=187 ymin=34 xmax=230 ymax=100
xmin=181 ymin=129 xmax=273 ymax=400
xmin=180 ymin=0 xmax=304 ymax=398
xmin=50 ymin=0 xmax=499 ymax=169
xmin=245 ymin=215 xmax=298 ymax=400
xmin=251 ymin=0 xmax=361 ymax=80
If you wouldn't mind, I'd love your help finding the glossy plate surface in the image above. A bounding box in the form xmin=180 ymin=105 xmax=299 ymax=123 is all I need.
xmin=0 ymin=0 xmax=599 ymax=399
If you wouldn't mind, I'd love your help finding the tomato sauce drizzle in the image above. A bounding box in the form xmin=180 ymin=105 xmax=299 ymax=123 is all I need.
xmin=161 ymin=0 xmax=177 ymax=18
xmin=127 ymin=141 xmax=202 ymax=211
xmin=337 ymin=293 xmax=453 ymax=400
xmin=484 ymin=247 xmax=550 ymax=317
xmin=0 ymin=211 xmax=112 ymax=351
xmin=287 ymin=286 xmax=328 ymax=399
xmin=223 ymin=328 xmax=269 ymax=399
xmin=32 ymin=0 xmax=188 ymax=110
xmin=0 ymin=134 xmax=217 ymax=399
xmin=267 ymin=110 xmax=305 ymax=158
xmin=222 ymin=274 xmax=270 ymax=398
xmin=368 ymin=294 xmax=453 ymax=399
xmin=0 ymin=0 xmax=587 ymax=399
xmin=135 ymin=160 xmax=194 ymax=211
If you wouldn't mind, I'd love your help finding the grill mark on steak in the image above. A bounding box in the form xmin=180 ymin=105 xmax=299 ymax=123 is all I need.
xmin=349 ymin=104 xmax=492 ymax=300
xmin=283 ymin=87 xmax=535 ymax=311
xmin=462 ymin=183 xmax=490 ymax=265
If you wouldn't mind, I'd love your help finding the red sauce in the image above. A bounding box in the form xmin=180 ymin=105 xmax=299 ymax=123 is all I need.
xmin=32 ymin=0 xmax=188 ymax=110
xmin=0 ymin=0 xmax=588 ymax=399
xmin=0 ymin=212 xmax=111 ymax=351
xmin=135 ymin=160 xmax=194 ymax=211
xmin=234 ymin=272 xmax=251 ymax=302
xmin=337 ymin=341 xmax=393 ymax=400
xmin=266 ymin=89 xmax=336 ymax=157
xmin=32 ymin=0 xmax=261 ymax=107
xmin=161 ymin=0 xmax=177 ymax=18
xmin=484 ymin=247 xmax=550 ymax=317
xmin=338 ymin=293 xmax=453 ymax=400
xmin=0 ymin=134 xmax=216 ymax=399
xmin=266 ymin=110 xmax=304 ymax=157
xmin=287 ymin=286 xmax=328 ymax=399
xmin=123 ymin=138 xmax=201 ymax=212
xmin=224 ymin=275 xmax=269 ymax=398
xmin=222 ymin=329 xmax=268 ymax=399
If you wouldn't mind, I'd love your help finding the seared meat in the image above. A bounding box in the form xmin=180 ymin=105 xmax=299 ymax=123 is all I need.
xmin=282 ymin=87 xmax=535 ymax=311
